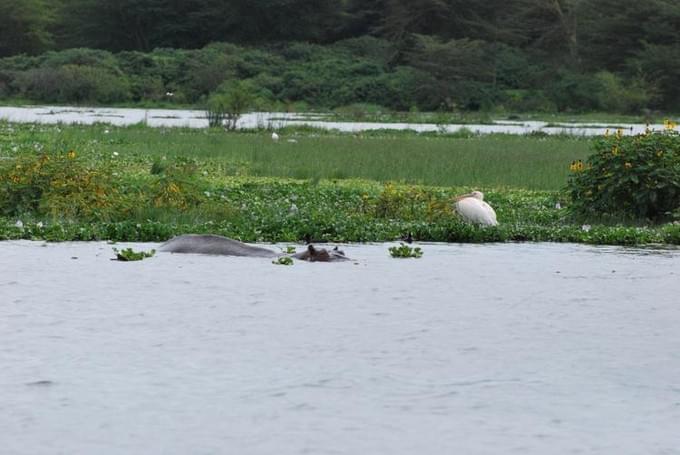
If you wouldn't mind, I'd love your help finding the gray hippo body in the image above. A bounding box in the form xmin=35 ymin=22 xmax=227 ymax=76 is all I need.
xmin=159 ymin=234 xmax=349 ymax=262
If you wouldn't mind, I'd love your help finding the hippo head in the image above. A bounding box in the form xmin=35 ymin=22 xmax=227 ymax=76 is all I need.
xmin=292 ymin=245 xmax=349 ymax=262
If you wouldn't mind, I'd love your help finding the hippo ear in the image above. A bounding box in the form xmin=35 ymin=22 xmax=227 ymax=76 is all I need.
xmin=307 ymin=245 xmax=316 ymax=254
xmin=333 ymin=246 xmax=338 ymax=251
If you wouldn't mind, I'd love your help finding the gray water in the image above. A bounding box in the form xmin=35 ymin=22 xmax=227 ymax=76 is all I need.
xmin=1 ymin=241 xmax=679 ymax=454
xmin=0 ymin=105 xmax=668 ymax=136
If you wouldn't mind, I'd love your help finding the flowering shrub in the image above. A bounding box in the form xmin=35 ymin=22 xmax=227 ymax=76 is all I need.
xmin=373 ymin=182 xmax=451 ymax=221
xmin=567 ymin=126 xmax=680 ymax=222
xmin=151 ymin=156 xmax=203 ymax=209
xmin=0 ymin=150 xmax=120 ymax=219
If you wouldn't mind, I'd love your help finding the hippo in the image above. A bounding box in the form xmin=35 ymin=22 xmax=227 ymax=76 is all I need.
xmin=158 ymin=234 xmax=349 ymax=262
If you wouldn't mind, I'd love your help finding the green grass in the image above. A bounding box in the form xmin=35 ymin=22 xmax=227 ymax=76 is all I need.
xmin=1 ymin=122 xmax=591 ymax=191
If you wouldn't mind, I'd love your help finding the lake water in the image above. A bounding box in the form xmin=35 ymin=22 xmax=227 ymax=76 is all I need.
xmin=2 ymin=241 xmax=679 ymax=454
xmin=0 ymin=105 xmax=668 ymax=136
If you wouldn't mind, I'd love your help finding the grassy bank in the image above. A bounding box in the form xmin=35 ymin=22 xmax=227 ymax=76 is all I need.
xmin=0 ymin=122 xmax=677 ymax=245
xmin=324 ymin=108 xmax=679 ymax=126
xmin=2 ymin=122 xmax=591 ymax=190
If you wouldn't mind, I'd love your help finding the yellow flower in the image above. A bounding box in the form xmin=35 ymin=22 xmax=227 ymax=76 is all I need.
xmin=612 ymin=146 xmax=619 ymax=156
xmin=663 ymin=119 xmax=677 ymax=130
xmin=624 ymin=162 xmax=632 ymax=169
xmin=657 ymin=151 xmax=663 ymax=157
xmin=67 ymin=150 xmax=76 ymax=159
xmin=569 ymin=160 xmax=584 ymax=172
xmin=604 ymin=129 xmax=610 ymax=137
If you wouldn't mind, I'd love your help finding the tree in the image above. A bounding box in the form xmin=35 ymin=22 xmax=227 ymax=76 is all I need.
xmin=575 ymin=0 xmax=673 ymax=72
xmin=54 ymin=0 xmax=195 ymax=51
xmin=206 ymin=80 xmax=255 ymax=129
xmin=405 ymin=35 xmax=497 ymax=109
xmin=0 ymin=0 xmax=54 ymax=56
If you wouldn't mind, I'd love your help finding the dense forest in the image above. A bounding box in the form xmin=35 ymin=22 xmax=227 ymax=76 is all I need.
xmin=0 ymin=0 xmax=678 ymax=112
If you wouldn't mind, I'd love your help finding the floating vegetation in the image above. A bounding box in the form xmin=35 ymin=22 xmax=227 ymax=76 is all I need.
xmin=272 ymin=256 xmax=294 ymax=266
xmin=113 ymin=247 xmax=156 ymax=261
xmin=389 ymin=243 xmax=423 ymax=258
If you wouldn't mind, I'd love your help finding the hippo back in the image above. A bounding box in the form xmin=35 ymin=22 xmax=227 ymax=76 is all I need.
xmin=159 ymin=234 xmax=278 ymax=257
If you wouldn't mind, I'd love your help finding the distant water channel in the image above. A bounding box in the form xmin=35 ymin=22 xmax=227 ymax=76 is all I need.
xmin=0 ymin=105 xmax=667 ymax=136
xmin=1 ymin=241 xmax=679 ymax=454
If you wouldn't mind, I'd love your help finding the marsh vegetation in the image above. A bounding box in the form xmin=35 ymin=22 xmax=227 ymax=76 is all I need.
xmin=0 ymin=122 xmax=677 ymax=245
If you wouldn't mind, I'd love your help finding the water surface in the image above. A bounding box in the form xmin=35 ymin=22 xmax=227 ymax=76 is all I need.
xmin=0 ymin=105 xmax=667 ymax=136
xmin=1 ymin=241 xmax=679 ymax=454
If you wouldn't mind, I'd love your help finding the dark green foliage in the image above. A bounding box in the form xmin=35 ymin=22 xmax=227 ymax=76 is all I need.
xmin=632 ymin=42 xmax=680 ymax=111
xmin=567 ymin=128 xmax=680 ymax=222
xmin=0 ymin=0 xmax=54 ymax=57
xmin=548 ymin=70 xmax=603 ymax=112
xmin=0 ymin=0 xmax=678 ymax=112
xmin=16 ymin=65 xmax=130 ymax=103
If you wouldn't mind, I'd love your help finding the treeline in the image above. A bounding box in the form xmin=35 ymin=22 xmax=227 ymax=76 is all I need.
xmin=0 ymin=0 xmax=678 ymax=112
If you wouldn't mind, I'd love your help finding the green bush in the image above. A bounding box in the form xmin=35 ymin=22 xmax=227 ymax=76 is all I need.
xmin=206 ymin=80 xmax=255 ymax=129
xmin=594 ymin=71 xmax=655 ymax=114
xmin=502 ymin=89 xmax=556 ymax=112
xmin=128 ymin=75 xmax=166 ymax=102
xmin=333 ymin=37 xmax=396 ymax=66
xmin=0 ymin=150 xmax=121 ymax=220
xmin=0 ymin=70 xmax=11 ymax=97
xmin=548 ymin=70 xmax=603 ymax=112
xmin=0 ymin=41 xmax=676 ymax=113
xmin=567 ymin=126 xmax=680 ymax=222
xmin=150 ymin=156 xmax=204 ymax=209
xmin=16 ymin=65 xmax=130 ymax=103
xmin=40 ymin=48 xmax=121 ymax=73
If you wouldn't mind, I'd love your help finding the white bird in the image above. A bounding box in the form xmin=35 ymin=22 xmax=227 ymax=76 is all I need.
xmin=453 ymin=191 xmax=498 ymax=226
xmin=271 ymin=132 xmax=280 ymax=142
